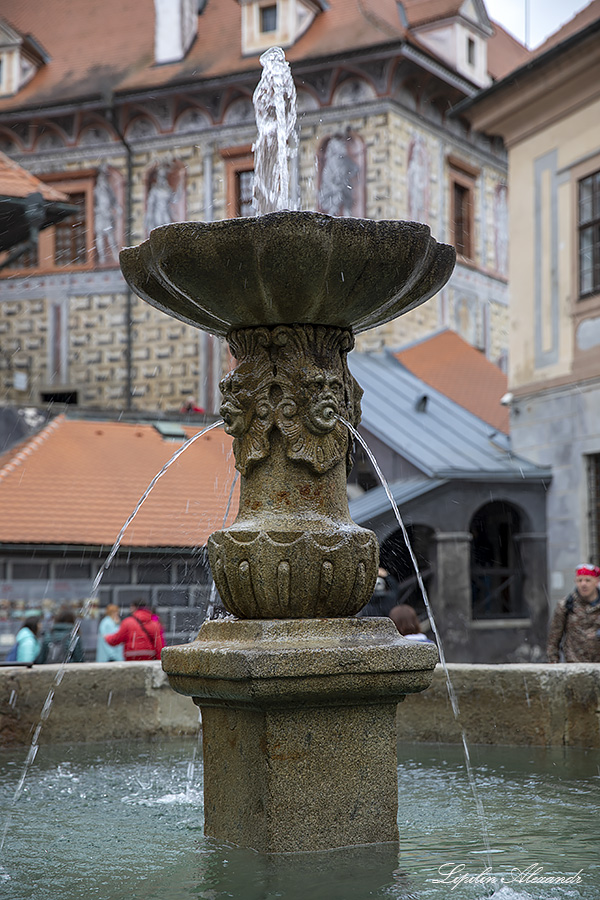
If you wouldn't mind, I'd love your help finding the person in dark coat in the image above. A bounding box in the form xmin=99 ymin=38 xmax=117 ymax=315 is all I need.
xmin=389 ymin=604 xmax=434 ymax=643
xmin=357 ymin=567 xmax=400 ymax=618
xmin=38 ymin=608 xmax=85 ymax=663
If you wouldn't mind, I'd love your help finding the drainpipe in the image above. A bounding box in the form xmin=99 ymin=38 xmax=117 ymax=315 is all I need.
xmin=106 ymin=100 xmax=134 ymax=411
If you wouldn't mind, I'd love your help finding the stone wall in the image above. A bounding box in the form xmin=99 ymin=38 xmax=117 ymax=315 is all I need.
xmin=398 ymin=663 xmax=600 ymax=748
xmin=0 ymin=661 xmax=199 ymax=747
xmin=0 ymin=279 xmax=205 ymax=411
xmin=2 ymin=661 xmax=599 ymax=748
xmin=510 ymin=381 xmax=600 ymax=606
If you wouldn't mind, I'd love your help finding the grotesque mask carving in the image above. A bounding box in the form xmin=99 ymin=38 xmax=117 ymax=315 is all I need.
xmin=220 ymin=324 xmax=362 ymax=476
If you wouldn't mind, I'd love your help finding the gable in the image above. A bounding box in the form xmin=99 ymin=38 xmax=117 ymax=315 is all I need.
xmin=459 ymin=0 xmax=491 ymax=32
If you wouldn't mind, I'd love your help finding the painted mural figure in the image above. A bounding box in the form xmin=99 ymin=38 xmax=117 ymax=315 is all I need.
xmin=494 ymin=184 xmax=508 ymax=275
xmin=94 ymin=165 xmax=122 ymax=263
xmin=145 ymin=165 xmax=179 ymax=235
xmin=407 ymin=133 xmax=429 ymax=223
xmin=318 ymin=135 xmax=359 ymax=217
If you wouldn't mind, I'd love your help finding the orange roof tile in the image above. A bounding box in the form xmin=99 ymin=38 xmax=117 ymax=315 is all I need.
xmin=0 ymin=416 xmax=239 ymax=548
xmin=0 ymin=0 xmax=525 ymax=112
xmin=487 ymin=21 xmax=530 ymax=79
xmin=0 ymin=150 xmax=68 ymax=202
xmin=394 ymin=329 xmax=509 ymax=433
xmin=0 ymin=1 xmax=405 ymax=111
xmin=402 ymin=0 xmax=464 ymax=27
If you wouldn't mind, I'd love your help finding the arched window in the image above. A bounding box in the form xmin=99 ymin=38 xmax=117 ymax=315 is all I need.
xmin=470 ymin=501 xmax=525 ymax=619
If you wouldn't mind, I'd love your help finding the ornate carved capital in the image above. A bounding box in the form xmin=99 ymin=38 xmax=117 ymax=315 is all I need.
xmin=221 ymin=324 xmax=362 ymax=476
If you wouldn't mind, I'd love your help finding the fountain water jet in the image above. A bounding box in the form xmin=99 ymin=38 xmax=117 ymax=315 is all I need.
xmin=341 ymin=417 xmax=493 ymax=862
xmin=252 ymin=47 xmax=297 ymax=215
xmin=0 ymin=419 xmax=225 ymax=852
xmin=119 ymin=47 xmax=455 ymax=854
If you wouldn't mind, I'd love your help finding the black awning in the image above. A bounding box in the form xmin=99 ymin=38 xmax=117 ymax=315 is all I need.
xmin=0 ymin=191 xmax=78 ymax=254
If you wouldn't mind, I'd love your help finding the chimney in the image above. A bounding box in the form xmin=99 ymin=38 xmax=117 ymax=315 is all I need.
xmin=154 ymin=0 xmax=198 ymax=65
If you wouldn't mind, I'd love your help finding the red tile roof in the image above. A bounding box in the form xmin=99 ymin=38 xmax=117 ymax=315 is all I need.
xmin=394 ymin=329 xmax=509 ymax=433
xmin=487 ymin=21 xmax=531 ymax=79
xmin=0 ymin=150 xmax=68 ymax=201
xmin=0 ymin=416 xmax=239 ymax=548
xmin=0 ymin=0 xmax=525 ymax=113
xmin=402 ymin=0 xmax=464 ymax=27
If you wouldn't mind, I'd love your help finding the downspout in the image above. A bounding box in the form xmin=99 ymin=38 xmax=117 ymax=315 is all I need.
xmin=106 ymin=100 xmax=134 ymax=411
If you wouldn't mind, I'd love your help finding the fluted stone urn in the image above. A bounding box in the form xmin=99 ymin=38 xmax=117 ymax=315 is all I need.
xmin=120 ymin=210 xmax=455 ymax=853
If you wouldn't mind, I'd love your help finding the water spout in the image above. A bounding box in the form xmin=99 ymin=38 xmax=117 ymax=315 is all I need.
xmin=340 ymin=417 xmax=493 ymax=864
xmin=252 ymin=47 xmax=297 ymax=215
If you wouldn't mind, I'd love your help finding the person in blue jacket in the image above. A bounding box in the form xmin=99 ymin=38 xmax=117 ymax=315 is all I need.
xmin=15 ymin=617 xmax=42 ymax=663
xmin=96 ymin=604 xmax=124 ymax=662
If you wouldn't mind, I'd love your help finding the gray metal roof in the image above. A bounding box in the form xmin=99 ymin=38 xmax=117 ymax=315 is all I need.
xmin=348 ymin=351 xmax=551 ymax=480
xmin=349 ymin=477 xmax=448 ymax=522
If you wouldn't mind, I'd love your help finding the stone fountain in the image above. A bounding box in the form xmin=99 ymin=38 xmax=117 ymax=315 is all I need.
xmin=120 ymin=49 xmax=455 ymax=854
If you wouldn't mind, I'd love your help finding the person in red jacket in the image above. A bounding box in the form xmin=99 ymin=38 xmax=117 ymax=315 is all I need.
xmin=103 ymin=600 xmax=165 ymax=661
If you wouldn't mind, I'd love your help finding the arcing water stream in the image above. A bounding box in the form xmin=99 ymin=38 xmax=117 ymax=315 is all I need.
xmin=341 ymin=417 xmax=493 ymax=869
xmin=0 ymin=419 xmax=226 ymax=852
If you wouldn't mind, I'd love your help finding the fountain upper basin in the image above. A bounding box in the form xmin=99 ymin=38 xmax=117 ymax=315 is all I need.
xmin=119 ymin=210 xmax=455 ymax=337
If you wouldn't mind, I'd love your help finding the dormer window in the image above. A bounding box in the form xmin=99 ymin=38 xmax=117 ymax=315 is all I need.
xmin=261 ymin=4 xmax=278 ymax=33
xmin=408 ymin=0 xmax=492 ymax=89
xmin=0 ymin=19 xmax=48 ymax=97
xmin=153 ymin=0 xmax=198 ymax=65
xmin=240 ymin=0 xmax=325 ymax=56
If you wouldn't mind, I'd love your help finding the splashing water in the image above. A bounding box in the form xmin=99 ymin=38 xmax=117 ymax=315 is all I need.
xmin=252 ymin=46 xmax=297 ymax=215
xmin=340 ymin=417 xmax=492 ymax=864
xmin=0 ymin=419 xmax=226 ymax=853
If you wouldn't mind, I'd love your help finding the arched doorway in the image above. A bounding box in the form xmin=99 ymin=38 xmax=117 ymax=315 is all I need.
xmin=379 ymin=524 xmax=435 ymax=618
xmin=470 ymin=501 xmax=525 ymax=619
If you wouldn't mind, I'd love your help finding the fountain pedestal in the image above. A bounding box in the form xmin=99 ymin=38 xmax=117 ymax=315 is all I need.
xmin=121 ymin=207 xmax=454 ymax=854
xmin=162 ymin=617 xmax=437 ymax=853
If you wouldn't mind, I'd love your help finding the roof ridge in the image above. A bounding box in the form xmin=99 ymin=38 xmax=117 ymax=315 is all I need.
xmin=391 ymin=327 xmax=451 ymax=355
xmin=0 ymin=414 xmax=64 ymax=483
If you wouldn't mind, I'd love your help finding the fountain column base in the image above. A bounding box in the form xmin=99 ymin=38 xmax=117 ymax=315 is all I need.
xmin=162 ymin=617 xmax=438 ymax=853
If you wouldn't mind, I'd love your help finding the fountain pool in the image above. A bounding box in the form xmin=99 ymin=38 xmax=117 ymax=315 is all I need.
xmin=1 ymin=737 xmax=598 ymax=900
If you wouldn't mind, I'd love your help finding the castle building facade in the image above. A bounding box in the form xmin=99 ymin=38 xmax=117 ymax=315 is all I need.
xmin=0 ymin=0 xmax=526 ymax=412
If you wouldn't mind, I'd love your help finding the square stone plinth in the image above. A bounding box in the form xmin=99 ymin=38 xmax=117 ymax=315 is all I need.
xmin=162 ymin=617 xmax=437 ymax=853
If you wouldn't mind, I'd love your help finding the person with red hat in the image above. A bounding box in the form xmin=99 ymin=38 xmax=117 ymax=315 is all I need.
xmin=547 ymin=564 xmax=600 ymax=663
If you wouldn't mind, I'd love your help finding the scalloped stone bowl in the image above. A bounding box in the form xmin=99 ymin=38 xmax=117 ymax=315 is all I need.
xmin=208 ymin=527 xmax=379 ymax=619
xmin=119 ymin=210 xmax=456 ymax=337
